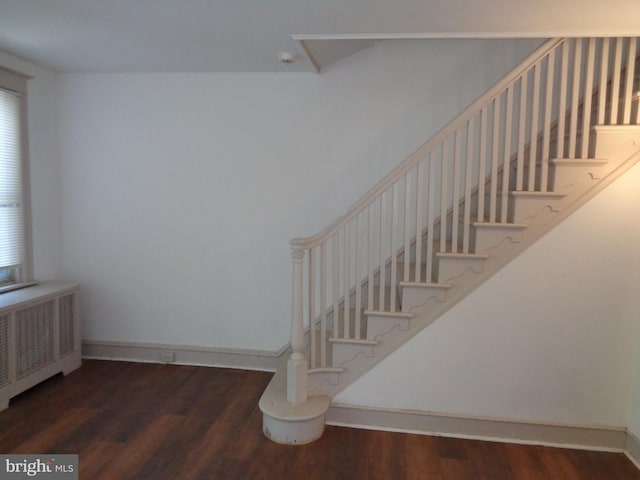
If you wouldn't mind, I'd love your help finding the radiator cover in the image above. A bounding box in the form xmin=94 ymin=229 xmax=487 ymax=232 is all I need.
xmin=0 ymin=282 xmax=81 ymax=410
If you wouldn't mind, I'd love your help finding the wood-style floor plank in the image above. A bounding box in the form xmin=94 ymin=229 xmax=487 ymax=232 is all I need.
xmin=0 ymin=360 xmax=639 ymax=480
xmin=10 ymin=407 xmax=99 ymax=454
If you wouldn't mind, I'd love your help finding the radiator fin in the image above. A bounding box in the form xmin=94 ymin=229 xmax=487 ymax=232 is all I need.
xmin=0 ymin=314 xmax=8 ymax=387
xmin=59 ymin=294 xmax=75 ymax=357
xmin=16 ymin=301 xmax=54 ymax=378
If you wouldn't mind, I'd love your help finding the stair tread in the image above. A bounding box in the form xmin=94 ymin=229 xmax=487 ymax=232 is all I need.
xmin=550 ymin=158 xmax=607 ymax=165
xmin=398 ymin=281 xmax=451 ymax=289
xmin=518 ymin=157 xmax=606 ymax=167
xmin=472 ymin=221 xmax=527 ymax=229
xmin=509 ymin=190 xmax=566 ymax=198
xmin=309 ymin=366 xmax=343 ymax=374
xmin=364 ymin=310 xmax=413 ymax=318
xmin=328 ymin=337 xmax=378 ymax=345
xmin=436 ymin=251 xmax=489 ymax=259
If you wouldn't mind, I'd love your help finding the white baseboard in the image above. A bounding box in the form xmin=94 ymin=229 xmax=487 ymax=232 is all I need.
xmin=626 ymin=431 xmax=640 ymax=469
xmin=327 ymin=403 xmax=629 ymax=452
xmin=82 ymin=340 xmax=287 ymax=372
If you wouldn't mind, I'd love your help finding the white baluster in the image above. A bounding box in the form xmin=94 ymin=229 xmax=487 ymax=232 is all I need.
xmin=516 ymin=75 xmax=527 ymax=190
xmin=529 ymin=62 xmax=540 ymax=189
xmin=415 ymin=163 xmax=424 ymax=281
xmin=320 ymin=242 xmax=327 ymax=367
xmin=343 ymin=223 xmax=350 ymax=338
xmin=598 ymin=38 xmax=610 ymax=126
xmin=403 ymin=170 xmax=411 ymax=283
xmin=478 ymin=108 xmax=488 ymax=216
xmin=502 ymin=86 xmax=513 ymax=219
xmin=368 ymin=205 xmax=374 ymax=311
xmin=452 ymin=131 xmax=461 ymax=251
xmin=634 ymin=40 xmax=640 ymax=125
xmin=623 ymin=37 xmax=637 ymax=125
xmin=463 ymin=118 xmax=473 ymax=252
xmin=581 ymin=38 xmax=596 ymax=157
xmin=378 ymin=193 xmax=386 ymax=310
xmin=490 ymin=96 xmax=500 ymax=219
xmin=541 ymin=50 xmax=555 ymax=189
xmin=440 ymin=143 xmax=448 ymax=252
xmin=425 ymin=156 xmax=435 ymax=282
xmin=390 ymin=183 xmax=398 ymax=312
xmin=557 ymin=41 xmax=569 ymax=158
xmin=287 ymin=247 xmax=307 ymax=405
xmin=332 ymin=235 xmax=339 ymax=337
xmin=309 ymin=247 xmax=316 ymax=368
xmin=611 ymin=38 xmax=623 ymax=124
xmin=354 ymin=215 xmax=362 ymax=339
xmin=569 ymin=39 xmax=582 ymax=159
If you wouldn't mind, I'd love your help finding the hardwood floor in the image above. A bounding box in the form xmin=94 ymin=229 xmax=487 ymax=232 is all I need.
xmin=0 ymin=360 xmax=639 ymax=479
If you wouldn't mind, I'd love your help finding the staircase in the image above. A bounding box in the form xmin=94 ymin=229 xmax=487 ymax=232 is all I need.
xmin=259 ymin=37 xmax=640 ymax=444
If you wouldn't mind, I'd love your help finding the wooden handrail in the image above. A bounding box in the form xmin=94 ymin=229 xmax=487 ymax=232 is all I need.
xmin=290 ymin=38 xmax=564 ymax=250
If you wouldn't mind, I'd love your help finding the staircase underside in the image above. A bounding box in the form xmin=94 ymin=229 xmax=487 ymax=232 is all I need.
xmin=260 ymin=125 xmax=640 ymax=444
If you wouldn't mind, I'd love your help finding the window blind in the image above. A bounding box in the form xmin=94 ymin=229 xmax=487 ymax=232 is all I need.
xmin=0 ymin=88 xmax=24 ymax=272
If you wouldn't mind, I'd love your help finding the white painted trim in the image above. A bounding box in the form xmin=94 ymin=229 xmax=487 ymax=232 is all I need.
xmin=82 ymin=340 xmax=288 ymax=372
xmin=626 ymin=432 xmax=640 ymax=469
xmin=0 ymin=281 xmax=37 ymax=295
xmin=297 ymin=40 xmax=321 ymax=73
xmin=327 ymin=403 xmax=628 ymax=452
xmin=292 ymin=32 xmax=640 ymax=41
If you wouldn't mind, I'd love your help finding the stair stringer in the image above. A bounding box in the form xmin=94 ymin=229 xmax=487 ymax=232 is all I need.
xmin=307 ymin=126 xmax=640 ymax=399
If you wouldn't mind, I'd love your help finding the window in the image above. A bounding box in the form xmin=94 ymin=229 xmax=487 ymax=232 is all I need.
xmin=0 ymin=67 xmax=31 ymax=291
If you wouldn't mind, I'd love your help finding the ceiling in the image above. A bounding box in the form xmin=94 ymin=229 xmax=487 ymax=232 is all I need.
xmin=1 ymin=0 xmax=640 ymax=73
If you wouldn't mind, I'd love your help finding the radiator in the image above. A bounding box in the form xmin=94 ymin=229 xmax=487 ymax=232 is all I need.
xmin=0 ymin=282 xmax=81 ymax=411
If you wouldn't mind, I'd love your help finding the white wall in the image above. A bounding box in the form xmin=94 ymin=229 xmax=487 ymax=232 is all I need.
xmin=0 ymin=50 xmax=63 ymax=281
xmin=55 ymin=39 xmax=541 ymax=350
xmin=627 ymin=176 xmax=640 ymax=436
xmin=335 ymin=162 xmax=640 ymax=428
xmin=631 ymin=341 xmax=640 ymax=438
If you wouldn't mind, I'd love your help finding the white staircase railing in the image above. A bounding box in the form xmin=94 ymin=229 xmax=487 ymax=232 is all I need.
xmin=286 ymin=37 xmax=640 ymax=404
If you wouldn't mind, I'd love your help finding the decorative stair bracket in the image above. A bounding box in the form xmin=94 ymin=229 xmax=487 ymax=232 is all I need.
xmin=260 ymin=36 xmax=640 ymax=444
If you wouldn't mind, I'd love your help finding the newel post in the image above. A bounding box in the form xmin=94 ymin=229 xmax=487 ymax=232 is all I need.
xmin=287 ymin=246 xmax=308 ymax=405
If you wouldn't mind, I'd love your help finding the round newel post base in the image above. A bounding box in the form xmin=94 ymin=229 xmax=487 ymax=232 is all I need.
xmin=259 ymin=368 xmax=330 ymax=445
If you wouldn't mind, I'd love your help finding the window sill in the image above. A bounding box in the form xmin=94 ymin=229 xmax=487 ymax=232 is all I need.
xmin=0 ymin=281 xmax=38 ymax=295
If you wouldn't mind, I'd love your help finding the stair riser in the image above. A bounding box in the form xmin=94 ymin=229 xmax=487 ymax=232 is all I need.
xmin=308 ymin=371 xmax=340 ymax=394
xmin=504 ymin=163 xmax=579 ymax=200
xmin=400 ymin=285 xmax=448 ymax=313
xmin=471 ymin=225 xmax=525 ymax=254
xmin=550 ymin=163 xmax=605 ymax=192
xmin=366 ymin=314 xmax=410 ymax=340
xmin=331 ymin=342 xmax=375 ymax=367
xmin=436 ymin=255 xmax=486 ymax=283
xmin=509 ymin=195 xmax=563 ymax=223
xmin=592 ymin=126 xmax=640 ymax=160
